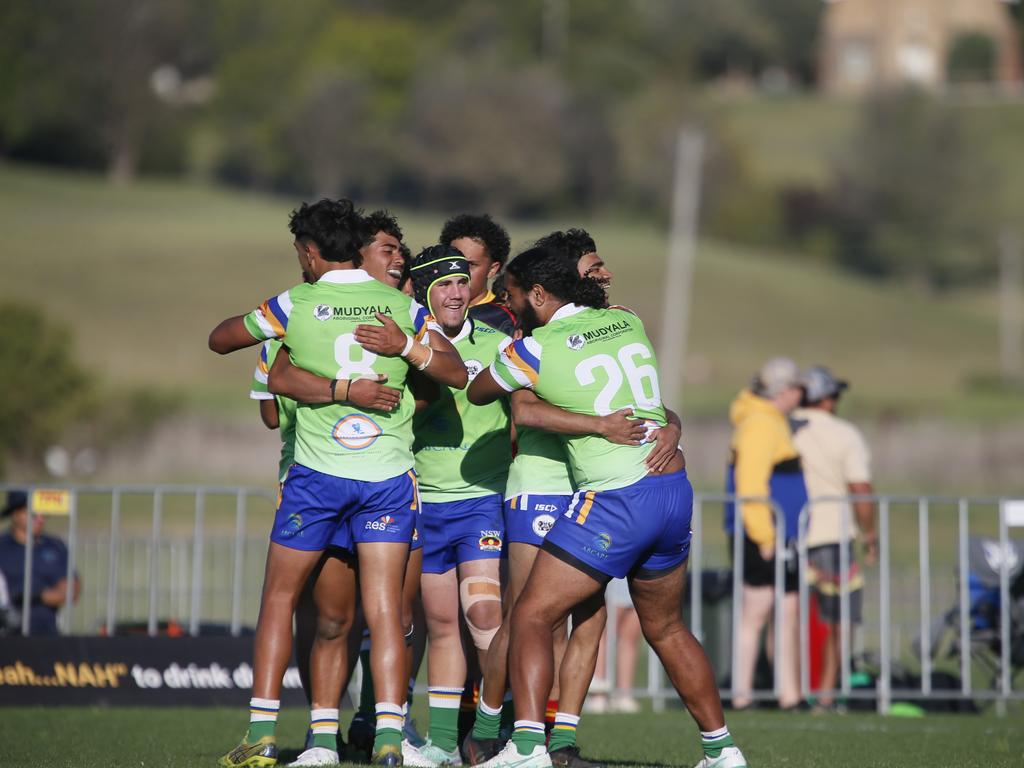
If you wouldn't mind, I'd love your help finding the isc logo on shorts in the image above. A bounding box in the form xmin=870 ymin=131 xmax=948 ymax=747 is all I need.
xmin=333 ymin=414 xmax=383 ymax=450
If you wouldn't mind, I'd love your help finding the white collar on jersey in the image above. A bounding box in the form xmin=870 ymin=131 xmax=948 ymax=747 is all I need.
xmin=445 ymin=317 xmax=473 ymax=344
xmin=318 ymin=268 xmax=373 ymax=284
xmin=550 ymin=302 xmax=587 ymax=323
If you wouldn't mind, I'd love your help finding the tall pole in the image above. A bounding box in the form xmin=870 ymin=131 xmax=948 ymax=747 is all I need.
xmin=658 ymin=127 xmax=704 ymax=407
xmin=542 ymin=0 xmax=569 ymax=63
xmin=999 ymin=228 xmax=1023 ymax=381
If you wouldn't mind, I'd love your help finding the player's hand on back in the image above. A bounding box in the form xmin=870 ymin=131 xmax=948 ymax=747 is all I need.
xmin=645 ymin=420 xmax=682 ymax=473
xmin=347 ymin=374 xmax=403 ymax=412
xmin=598 ymin=407 xmax=646 ymax=445
xmin=355 ymin=312 xmax=408 ymax=356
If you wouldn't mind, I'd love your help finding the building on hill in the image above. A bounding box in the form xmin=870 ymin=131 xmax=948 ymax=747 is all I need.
xmin=819 ymin=0 xmax=1022 ymax=94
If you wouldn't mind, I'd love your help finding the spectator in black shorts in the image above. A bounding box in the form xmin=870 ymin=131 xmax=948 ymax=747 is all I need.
xmin=725 ymin=358 xmax=808 ymax=710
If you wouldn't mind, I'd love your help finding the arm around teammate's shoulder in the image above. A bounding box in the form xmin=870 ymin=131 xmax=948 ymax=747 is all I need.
xmin=209 ymin=315 xmax=260 ymax=354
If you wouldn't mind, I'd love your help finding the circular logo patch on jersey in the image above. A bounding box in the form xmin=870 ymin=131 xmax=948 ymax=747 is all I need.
xmin=314 ymin=303 xmax=332 ymax=321
xmin=531 ymin=514 xmax=555 ymax=538
xmin=332 ymin=414 xmax=383 ymax=450
xmin=464 ymin=359 xmax=484 ymax=380
xmin=566 ymin=333 xmax=586 ymax=351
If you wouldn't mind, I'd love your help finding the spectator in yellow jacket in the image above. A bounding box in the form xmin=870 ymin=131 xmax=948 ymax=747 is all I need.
xmin=725 ymin=357 xmax=808 ymax=710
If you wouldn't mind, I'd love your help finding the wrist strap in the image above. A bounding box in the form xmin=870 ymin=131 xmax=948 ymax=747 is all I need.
xmin=329 ymin=379 xmax=339 ymax=401
xmin=416 ymin=347 xmax=434 ymax=371
xmin=401 ymin=334 xmax=415 ymax=357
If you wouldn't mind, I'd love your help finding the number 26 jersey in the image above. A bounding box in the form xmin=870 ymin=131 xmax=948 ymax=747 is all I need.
xmin=489 ymin=303 xmax=667 ymax=493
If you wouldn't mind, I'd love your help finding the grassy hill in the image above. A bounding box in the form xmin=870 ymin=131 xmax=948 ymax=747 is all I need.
xmin=0 ymin=161 xmax=1020 ymax=423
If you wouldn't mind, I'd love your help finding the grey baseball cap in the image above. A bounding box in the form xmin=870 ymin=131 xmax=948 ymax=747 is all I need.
xmin=752 ymin=356 xmax=801 ymax=397
xmin=802 ymin=366 xmax=849 ymax=403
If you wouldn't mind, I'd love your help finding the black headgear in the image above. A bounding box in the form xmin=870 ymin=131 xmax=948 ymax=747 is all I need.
xmin=410 ymin=244 xmax=470 ymax=318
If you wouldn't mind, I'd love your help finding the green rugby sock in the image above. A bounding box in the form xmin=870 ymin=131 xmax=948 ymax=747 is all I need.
xmin=547 ymin=712 xmax=579 ymax=752
xmin=511 ymin=720 xmax=546 ymax=756
xmin=247 ymin=697 xmax=279 ymax=742
xmin=701 ymin=726 xmax=734 ymax=758
xmin=428 ymin=686 xmax=463 ymax=751
xmin=472 ymin=698 xmax=502 ymax=740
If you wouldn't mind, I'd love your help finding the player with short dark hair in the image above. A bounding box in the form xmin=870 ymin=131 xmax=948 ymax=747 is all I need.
xmin=441 ymin=214 xmax=516 ymax=334
xmin=468 ymin=248 xmax=745 ymax=768
xmin=209 ymin=198 xmax=468 ymax=768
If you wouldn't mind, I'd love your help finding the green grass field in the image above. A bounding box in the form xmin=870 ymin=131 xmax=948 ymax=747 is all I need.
xmin=1 ymin=706 xmax=1022 ymax=767
xmin=0 ymin=160 xmax=1019 ymax=424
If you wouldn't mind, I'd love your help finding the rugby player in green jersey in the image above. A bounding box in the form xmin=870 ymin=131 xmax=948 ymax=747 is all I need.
xmin=209 ymin=198 xmax=467 ymax=768
xmin=464 ymin=231 xmax=679 ymax=768
xmin=440 ymin=214 xmax=517 ymax=336
xmin=468 ymin=248 xmax=746 ymax=768
xmin=392 ymin=245 xmax=510 ymax=768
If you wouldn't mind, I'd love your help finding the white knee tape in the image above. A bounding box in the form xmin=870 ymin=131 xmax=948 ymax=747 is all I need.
xmin=460 ymin=576 xmax=501 ymax=650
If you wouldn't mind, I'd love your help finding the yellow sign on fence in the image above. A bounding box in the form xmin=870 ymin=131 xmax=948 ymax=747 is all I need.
xmin=30 ymin=490 xmax=71 ymax=515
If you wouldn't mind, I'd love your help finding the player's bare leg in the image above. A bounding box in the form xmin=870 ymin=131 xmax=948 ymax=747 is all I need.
xmin=628 ymin=564 xmax=744 ymax=768
xmin=252 ymin=543 xmax=326 ymax=700
xmin=506 ymin=550 xmax=605 ymax=760
xmin=219 ymin=543 xmax=324 ymax=767
xmin=402 ymin=546 xmax=427 ymax=745
xmin=358 ymin=541 xmax=413 ymax=760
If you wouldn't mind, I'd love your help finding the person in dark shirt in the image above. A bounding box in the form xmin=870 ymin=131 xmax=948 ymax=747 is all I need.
xmin=0 ymin=490 xmax=80 ymax=635
xmin=440 ymin=213 xmax=518 ymax=334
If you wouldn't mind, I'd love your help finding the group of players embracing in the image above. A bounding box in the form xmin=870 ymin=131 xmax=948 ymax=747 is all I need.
xmin=208 ymin=199 xmax=748 ymax=768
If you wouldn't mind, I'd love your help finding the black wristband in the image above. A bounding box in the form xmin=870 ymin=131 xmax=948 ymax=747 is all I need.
xmin=329 ymin=379 xmax=339 ymax=401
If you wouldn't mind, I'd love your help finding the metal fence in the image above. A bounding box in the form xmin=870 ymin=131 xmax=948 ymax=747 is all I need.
xmin=3 ymin=484 xmax=1022 ymax=712
xmin=0 ymin=484 xmax=276 ymax=637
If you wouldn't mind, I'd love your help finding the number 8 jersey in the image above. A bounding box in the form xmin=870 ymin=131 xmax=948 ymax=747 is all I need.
xmin=489 ymin=303 xmax=666 ymax=492
xmin=243 ymin=269 xmax=435 ymax=481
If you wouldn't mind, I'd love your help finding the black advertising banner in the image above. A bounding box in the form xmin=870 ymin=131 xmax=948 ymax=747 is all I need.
xmin=0 ymin=636 xmax=309 ymax=706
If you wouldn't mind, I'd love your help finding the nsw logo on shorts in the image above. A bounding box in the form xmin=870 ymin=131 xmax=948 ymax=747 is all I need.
xmin=332 ymin=414 xmax=383 ymax=450
xmin=566 ymin=334 xmax=586 ymax=351
xmin=531 ymin=514 xmax=555 ymax=538
xmin=314 ymin=304 xmax=332 ymax=321
xmin=365 ymin=513 xmax=401 ymax=533
xmin=479 ymin=530 xmax=503 ymax=551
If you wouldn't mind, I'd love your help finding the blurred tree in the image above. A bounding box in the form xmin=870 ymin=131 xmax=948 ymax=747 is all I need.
xmin=830 ymin=91 xmax=998 ymax=290
xmin=947 ymin=32 xmax=998 ymax=84
xmin=0 ymin=0 xmax=209 ymax=182
xmin=0 ymin=304 xmax=92 ymax=477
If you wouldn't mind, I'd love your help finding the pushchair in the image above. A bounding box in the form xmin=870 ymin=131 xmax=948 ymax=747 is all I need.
xmin=923 ymin=536 xmax=1024 ymax=702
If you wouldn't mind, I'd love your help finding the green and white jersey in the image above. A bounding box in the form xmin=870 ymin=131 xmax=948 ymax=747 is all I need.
xmin=489 ymin=303 xmax=666 ymax=493
xmin=414 ymin=318 xmax=512 ymax=502
xmin=249 ymin=340 xmax=296 ymax=483
xmin=505 ymin=427 xmax=574 ymax=499
xmin=243 ymin=269 xmax=437 ymax=481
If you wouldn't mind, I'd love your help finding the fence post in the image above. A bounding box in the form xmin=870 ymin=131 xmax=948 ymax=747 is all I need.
xmin=957 ymin=498 xmax=970 ymax=699
xmin=21 ymin=490 xmax=35 ymax=636
xmin=691 ymin=495 xmax=703 ymax=643
xmin=839 ymin=496 xmax=851 ymax=699
xmin=918 ymin=498 xmax=931 ymax=696
xmin=190 ymin=490 xmax=205 ymax=637
xmin=106 ymin=489 xmax=121 ymax=636
xmin=730 ymin=500 xmax=744 ymax=702
xmin=998 ymin=499 xmax=1011 ymax=703
xmin=61 ymin=490 xmax=79 ymax=634
xmin=230 ymin=490 xmax=247 ymax=637
xmin=773 ymin=500 xmax=785 ymax=702
xmin=878 ymin=498 xmax=891 ymax=715
xmin=798 ymin=503 xmax=810 ymax=701
xmin=148 ymin=489 xmax=163 ymax=637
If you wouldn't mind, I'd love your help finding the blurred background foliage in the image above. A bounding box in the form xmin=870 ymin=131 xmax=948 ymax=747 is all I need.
xmin=1 ymin=0 xmax=1023 ymax=484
